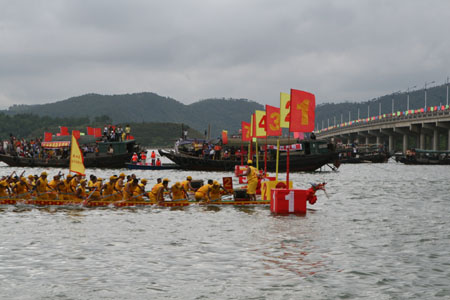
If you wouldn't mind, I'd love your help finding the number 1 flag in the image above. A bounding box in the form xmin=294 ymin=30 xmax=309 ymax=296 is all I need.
xmin=289 ymin=89 xmax=315 ymax=132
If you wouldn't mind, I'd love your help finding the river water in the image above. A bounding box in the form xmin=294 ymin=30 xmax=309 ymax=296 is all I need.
xmin=1 ymin=161 xmax=449 ymax=299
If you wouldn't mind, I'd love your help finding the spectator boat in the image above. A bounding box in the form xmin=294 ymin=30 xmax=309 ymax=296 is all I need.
xmin=0 ymin=135 xmax=140 ymax=168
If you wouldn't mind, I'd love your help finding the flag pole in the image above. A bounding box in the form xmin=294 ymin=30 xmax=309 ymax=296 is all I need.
xmin=264 ymin=137 xmax=267 ymax=176
xmin=275 ymin=138 xmax=280 ymax=181
xmin=255 ymin=139 xmax=259 ymax=170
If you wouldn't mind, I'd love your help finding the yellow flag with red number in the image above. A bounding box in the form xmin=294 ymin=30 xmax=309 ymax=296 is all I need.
xmin=280 ymin=92 xmax=290 ymax=128
xmin=254 ymin=110 xmax=267 ymax=138
xmin=69 ymin=134 xmax=85 ymax=176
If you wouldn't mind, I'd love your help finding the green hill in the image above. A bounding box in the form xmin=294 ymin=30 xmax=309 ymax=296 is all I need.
xmin=6 ymin=93 xmax=263 ymax=137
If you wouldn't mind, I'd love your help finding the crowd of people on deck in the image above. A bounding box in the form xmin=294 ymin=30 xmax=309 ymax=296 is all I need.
xmin=175 ymin=139 xmax=248 ymax=161
xmin=0 ymin=134 xmax=43 ymax=158
xmin=0 ymin=160 xmax=262 ymax=204
xmin=0 ymin=125 xmax=132 ymax=159
xmin=131 ymin=150 xmax=161 ymax=166
xmin=102 ymin=124 xmax=131 ymax=142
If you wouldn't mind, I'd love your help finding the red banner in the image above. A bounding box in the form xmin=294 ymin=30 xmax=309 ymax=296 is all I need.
xmin=87 ymin=127 xmax=94 ymax=135
xmin=222 ymin=130 xmax=228 ymax=145
xmin=94 ymin=128 xmax=102 ymax=138
xmin=44 ymin=132 xmax=52 ymax=142
xmin=267 ymin=144 xmax=303 ymax=151
xmin=241 ymin=121 xmax=251 ymax=142
xmin=266 ymin=105 xmax=282 ymax=136
xmin=72 ymin=130 xmax=80 ymax=140
xmin=60 ymin=126 xmax=69 ymax=136
xmin=289 ymin=89 xmax=315 ymax=132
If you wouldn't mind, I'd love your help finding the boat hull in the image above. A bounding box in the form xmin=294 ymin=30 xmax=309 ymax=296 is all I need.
xmin=0 ymin=153 xmax=132 ymax=169
xmin=159 ymin=150 xmax=339 ymax=172
xmin=125 ymin=163 xmax=180 ymax=170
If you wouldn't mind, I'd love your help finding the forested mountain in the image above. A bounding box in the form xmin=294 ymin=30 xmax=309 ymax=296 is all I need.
xmin=6 ymin=93 xmax=263 ymax=137
xmin=316 ymin=84 xmax=449 ymax=130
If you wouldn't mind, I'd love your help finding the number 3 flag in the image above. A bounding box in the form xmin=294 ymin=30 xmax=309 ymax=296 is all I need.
xmin=289 ymin=89 xmax=315 ymax=132
xmin=266 ymin=105 xmax=282 ymax=136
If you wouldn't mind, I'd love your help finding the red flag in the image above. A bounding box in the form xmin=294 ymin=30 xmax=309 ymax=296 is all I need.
xmin=241 ymin=121 xmax=251 ymax=142
xmin=266 ymin=105 xmax=282 ymax=136
xmin=222 ymin=130 xmax=228 ymax=145
xmin=72 ymin=130 xmax=81 ymax=139
xmin=94 ymin=128 xmax=102 ymax=138
xmin=87 ymin=127 xmax=94 ymax=135
xmin=60 ymin=126 xmax=69 ymax=136
xmin=289 ymin=89 xmax=315 ymax=132
xmin=44 ymin=132 xmax=52 ymax=142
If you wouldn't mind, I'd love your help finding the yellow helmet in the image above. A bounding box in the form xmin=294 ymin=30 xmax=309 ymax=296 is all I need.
xmin=119 ymin=173 xmax=126 ymax=178
xmin=20 ymin=177 xmax=26 ymax=182
xmin=41 ymin=171 xmax=48 ymax=176
xmin=247 ymin=160 xmax=252 ymax=164
xmin=187 ymin=176 xmax=192 ymax=180
xmin=28 ymin=175 xmax=34 ymax=179
xmin=141 ymin=178 xmax=147 ymax=183
xmin=163 ymin=178 xmax=170 ymax=183
xmin=213 ymin=180 xmax=220 ymax=187
xmin=80 ymin=179 xmax=87 ymax=184
xmin=110 ymin=176 xmax=117 ymax=180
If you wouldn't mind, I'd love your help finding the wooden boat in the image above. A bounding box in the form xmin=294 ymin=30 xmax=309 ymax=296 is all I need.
xmin=0 ymin=136 xmax=140 ymax=168
xmin=159 ymin=138 xmax=340 ymax=172
xmin=125 ymin=162 xmax=180 ymax=170
xmin=337 ymin=144 xmax=391 ymax=163
xmin=395 ymin=149 xmax=450 ymax=165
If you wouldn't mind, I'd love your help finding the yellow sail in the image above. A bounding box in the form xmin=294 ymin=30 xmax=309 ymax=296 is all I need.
xmin=69 ymin=134 xmax=85 ymax=176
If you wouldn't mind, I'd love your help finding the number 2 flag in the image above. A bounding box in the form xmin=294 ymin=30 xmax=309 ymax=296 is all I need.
xmin=266 ymin=105 xmax=282 ymax=136
xmin=289 ymin=89 xmax=315 ymax=132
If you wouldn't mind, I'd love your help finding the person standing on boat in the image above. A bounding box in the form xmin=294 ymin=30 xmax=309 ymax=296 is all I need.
xmin=35 ymin=171 xmax=50 ymax=200
xmin=125 ymin=124 xmax=131 ymax=140
xmin=245 ymin=160 xmax=261 ymax=202
xmin=156 ymin=158 xmax=161 ymax=166
xmin=151 ymin=151 xmax=156 ymax=165
xmin=115 ymin=173 xmax=126 ymax=199
xmin=140 ymin=151 xmax=147 ymax=164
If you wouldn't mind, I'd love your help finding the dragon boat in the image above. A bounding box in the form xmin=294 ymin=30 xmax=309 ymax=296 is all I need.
xmin=0 ymin=197 xmax=270 ymax=208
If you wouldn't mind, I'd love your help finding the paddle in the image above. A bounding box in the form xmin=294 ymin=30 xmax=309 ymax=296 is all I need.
xmin=82 ymin=187 xmax=97 ymax=206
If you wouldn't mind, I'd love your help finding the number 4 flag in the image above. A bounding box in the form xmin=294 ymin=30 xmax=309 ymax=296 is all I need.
xmin=289 ymin=89 xmax=315 ymax=132
xmin=255 ymin=110 xmax=267 ymax=138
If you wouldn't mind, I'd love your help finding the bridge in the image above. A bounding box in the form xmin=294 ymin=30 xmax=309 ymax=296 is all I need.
xmin=315 ymin=106 xmax=450 ymax=153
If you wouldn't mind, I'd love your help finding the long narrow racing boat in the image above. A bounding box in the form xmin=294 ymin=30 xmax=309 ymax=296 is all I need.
xmin=0 ymin=197 xmax=270 ymax=208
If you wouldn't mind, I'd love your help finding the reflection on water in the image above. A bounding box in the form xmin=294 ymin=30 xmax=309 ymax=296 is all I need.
xmin=1 ymin=162 xmax=450 ymax=299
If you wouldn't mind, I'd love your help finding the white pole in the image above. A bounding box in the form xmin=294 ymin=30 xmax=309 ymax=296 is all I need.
xmin=447 ymin=76 xmax=449 ymax=106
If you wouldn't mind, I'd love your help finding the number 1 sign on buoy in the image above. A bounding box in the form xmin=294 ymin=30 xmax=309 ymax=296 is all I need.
xmin=270 ymin=189 xmax=307 ymax=214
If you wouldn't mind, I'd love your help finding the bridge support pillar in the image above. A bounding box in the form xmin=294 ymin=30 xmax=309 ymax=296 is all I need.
xmin=403 ymin=134 xmax=408 ymax=154
xmin=433 ymin=128 xmax=438 ymax=150
xmin=420 ymin=132 xmax=425 ymax=149
xmin=376 ymin=136 xmax=381 ymax=145
xmin=365 ymin=137 xmax=369 ymax=145
xmin=389 ymin=135 xmax=394 ymax=152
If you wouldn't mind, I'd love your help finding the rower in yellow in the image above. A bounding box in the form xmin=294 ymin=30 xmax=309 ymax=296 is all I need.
xmin=149 ymin=178 xmax=171 ymax=203
xmin=171 ymin=182 xmax=188 ymax=201
xmin=245 ymin=160 xmax=261 ymax=201
xmin=13 ymin=177 xmax=30 ymax=199
xmin=123 ymin=179 xmax=139 ymax=201
xmin=75 ymin=179 xmax=87 ymax=200
xmin=181 ymin=176 xmax=196 ymax=192
xmin=194 ymin=179 xmax=213 ymax=202
xmin=48 ymin=174 xmax=62 ymax=200
xmin=90 ymin=177 xmax=103 ymax=201
xmin=60 ymin=174 xmax=74 ymax=200
xmin=0 ymin=180 xmax=10 ymax=198
xmin=132 ymin=178 xmax=148 ymax=201
xmin=115 ymin=173 xmax=126 ymax=200
xmin=209 ymin=180 xmax=230 ymax=201
xmin=35 ymin=172 xmax=51 ymax=200
xmin=102 ymin=176 xmax=118 ymax=201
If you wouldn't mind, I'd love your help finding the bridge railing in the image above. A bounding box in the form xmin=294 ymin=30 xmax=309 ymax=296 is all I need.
xmin=317 ymin=105 xmax=450 ymax=136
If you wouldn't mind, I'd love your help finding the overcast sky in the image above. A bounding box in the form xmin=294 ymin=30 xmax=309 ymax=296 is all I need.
xmin=1 ymin=0 xmax=449 ymax=109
